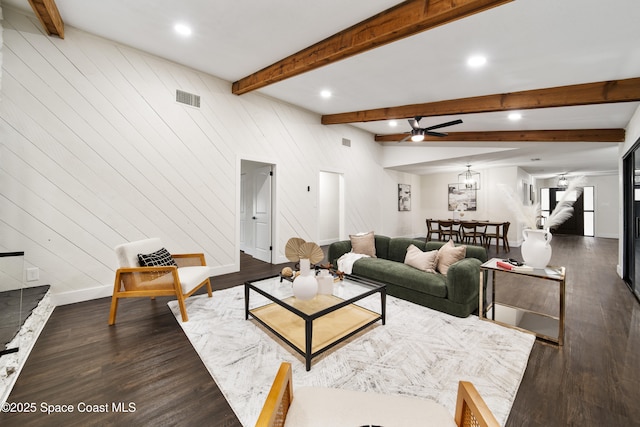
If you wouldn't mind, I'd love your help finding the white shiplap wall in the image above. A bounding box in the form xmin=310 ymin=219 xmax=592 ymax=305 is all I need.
xmin=0 ymin=7 xmax=407 ymax=304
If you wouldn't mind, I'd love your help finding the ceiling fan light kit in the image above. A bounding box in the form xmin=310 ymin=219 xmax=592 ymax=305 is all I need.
xmin=401 ymin=116 xmax=463 ymax=142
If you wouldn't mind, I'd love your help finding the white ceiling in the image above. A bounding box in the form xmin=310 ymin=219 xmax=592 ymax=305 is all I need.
xmin=4 ymin=0 xmax=640 ymax=178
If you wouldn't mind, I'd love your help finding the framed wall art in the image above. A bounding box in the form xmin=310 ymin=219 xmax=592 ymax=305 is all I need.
xmin=398 ymin=184 xmax=411 ymax=211
xmin=448 ymin=184 xmax=477 ymax=211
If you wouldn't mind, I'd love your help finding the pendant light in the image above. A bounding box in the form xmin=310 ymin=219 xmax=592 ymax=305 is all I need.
xmin=558 ymin=174 xmax=569 ymax=188
xmin=458 ymin=165 xmax=480 ymax=190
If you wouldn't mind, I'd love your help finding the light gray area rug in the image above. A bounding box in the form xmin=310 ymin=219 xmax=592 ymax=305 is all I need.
xmin=168 ymin=285 xmax=535 ymax=427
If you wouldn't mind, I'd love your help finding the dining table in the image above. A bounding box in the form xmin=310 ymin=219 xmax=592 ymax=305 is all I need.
xmin=430 ymin=219 xmax=510 ymax=253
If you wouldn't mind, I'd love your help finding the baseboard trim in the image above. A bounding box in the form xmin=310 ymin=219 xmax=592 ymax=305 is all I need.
xmin=52 ymin=263 xmax=240 ymax=306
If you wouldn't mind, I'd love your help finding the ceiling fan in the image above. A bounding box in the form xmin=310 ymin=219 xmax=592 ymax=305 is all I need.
xmin=400 ymin=117 xmax=463 ymax=142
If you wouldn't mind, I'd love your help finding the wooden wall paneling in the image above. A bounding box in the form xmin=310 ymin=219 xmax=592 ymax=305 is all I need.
xmin=0 ymin=83 xmax=147 ymax=247
xmin=54 ymin=31 xmax=235 ymax=264
xmin=118 ymin=55 xmax=237 ymax=262
xmin=1 ymin=7 xmax=388 ymax=300
xmin=0 ymin=84 xmax=133 ymax=290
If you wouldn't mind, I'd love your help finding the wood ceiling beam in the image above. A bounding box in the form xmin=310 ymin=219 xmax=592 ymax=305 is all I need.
xmin=28 ymin=0 xmax=65 ymax=38
xmin=232 ymin=0 xmax=513 ymax=95
xmin=323 ymin=77 xmax=640 ymax=124
xmin=374 ymin=129 xmax=626 ymax=143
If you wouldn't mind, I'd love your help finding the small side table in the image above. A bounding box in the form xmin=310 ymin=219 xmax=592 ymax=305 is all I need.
xmin=479 ymin=258 xmax=566 ymax=345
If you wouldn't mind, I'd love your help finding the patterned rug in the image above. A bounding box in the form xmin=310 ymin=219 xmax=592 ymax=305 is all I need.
xmin=168 ymin=285 xmax=535 ymax=427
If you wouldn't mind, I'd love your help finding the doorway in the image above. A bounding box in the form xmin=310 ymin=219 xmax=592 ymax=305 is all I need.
xmin=240 ymin=160 xmax=274 ymax=263
xmin=539 ymin=186 xmax=594 ymax=236
xmin=318 ymin=171 xmax=344 ymax=245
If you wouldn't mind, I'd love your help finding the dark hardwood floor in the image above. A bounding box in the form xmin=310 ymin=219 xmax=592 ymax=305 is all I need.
xmin=1 ymin=236 xmax=638 ymax=426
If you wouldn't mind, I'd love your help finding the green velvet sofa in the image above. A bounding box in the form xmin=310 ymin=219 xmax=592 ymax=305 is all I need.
xmin=328 ymin=235 xmax=488 ymax=318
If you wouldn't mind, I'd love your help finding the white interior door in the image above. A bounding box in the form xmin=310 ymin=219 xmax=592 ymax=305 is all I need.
xmin=253 ymin=165 xmax=273 ymax=262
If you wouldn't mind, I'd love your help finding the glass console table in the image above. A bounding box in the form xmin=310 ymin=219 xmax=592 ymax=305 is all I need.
xmin=479 ymin=258 xmax=566 ymax=345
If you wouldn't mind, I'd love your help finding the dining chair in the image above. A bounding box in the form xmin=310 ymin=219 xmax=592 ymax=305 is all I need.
xmin=425 ymin=218 xmax=440 ymax=242
xmin=502 ymin=222 xmax=511 ymax=251
xmin=460 ymin=221 xmax=486 ymax=245
xmin=438 ymin=220 xmax=460 ymax=242
xmin=484 ymin=222 xmax=510 ymax=254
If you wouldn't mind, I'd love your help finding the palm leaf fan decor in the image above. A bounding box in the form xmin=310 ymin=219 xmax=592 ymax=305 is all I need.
xmin=285 ymin=237 xmax=306 ymax=262
xmin=298 ymin=242 xmax=324 ymax=265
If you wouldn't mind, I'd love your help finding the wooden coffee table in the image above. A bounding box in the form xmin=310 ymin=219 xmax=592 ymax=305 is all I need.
xmin=245 ymin=274 xmax=386 ymax=370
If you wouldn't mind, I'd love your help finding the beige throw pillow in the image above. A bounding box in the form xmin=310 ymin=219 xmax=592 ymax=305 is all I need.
xmin=404 ymin=244 xmax=438 ymax=273
xmin=437 ymin=239 xmax=466 ymax=275
xmin=349 ymin=231 xmax=376 ymax=257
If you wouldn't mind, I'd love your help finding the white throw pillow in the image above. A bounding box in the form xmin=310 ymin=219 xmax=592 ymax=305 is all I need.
xmin=404 ymin=244 xmax=438 ymax=273
xmin=437 ymin=239 xmax=466 ymax=275
xmin=349 ymin=231 xmax=376 ymax=258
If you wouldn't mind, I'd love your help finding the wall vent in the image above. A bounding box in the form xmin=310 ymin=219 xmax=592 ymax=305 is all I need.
xmin=342 ymin=138 xmax=351 ymax=147
xmin=176 ymin=89 xmax=201 ymax=108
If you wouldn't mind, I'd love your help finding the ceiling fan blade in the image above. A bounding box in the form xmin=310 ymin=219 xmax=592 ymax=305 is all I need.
xmin=423 ymin=119 xmax=463 ymax=131
xmin=426 ymin=131 xmax=448 ymax=137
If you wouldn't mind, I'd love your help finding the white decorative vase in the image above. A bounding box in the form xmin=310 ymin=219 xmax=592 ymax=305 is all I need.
xmin=316 ymin=270 xmax=334 ymax=295
xmin=293 ymin=258 xmax=317 ymax=300
xmin=521 ymin=228 xmax=553 ymax=269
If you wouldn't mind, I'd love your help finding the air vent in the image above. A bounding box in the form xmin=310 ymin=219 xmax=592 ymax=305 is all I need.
xmin=342 ymin=138 xmax=351 ymax=147
xmin=176 ymin=89 xmax=201 ymax=108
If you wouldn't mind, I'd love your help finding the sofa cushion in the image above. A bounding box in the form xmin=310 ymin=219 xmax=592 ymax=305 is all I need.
xmin=115 ymin=237 xmax=164 ymax=268
xmin=437 ymin=239 xmax=466 ymax=275
xmin=388 ymin=238 xmax=426 ymax=263
xmin=426 ymin=240 xmax=487 ymax=263
xmin=404 ymin=244 xmax=438 ymax=273
xmin=353 ymin=258 xmax=447 ymax=298
xmin=373 ymin=234 xmax=391 ymax=259
xmin=350 ymin=231 xmax=376 ymax=257
xmin=284 ymin=386 xmax=457 ymax=427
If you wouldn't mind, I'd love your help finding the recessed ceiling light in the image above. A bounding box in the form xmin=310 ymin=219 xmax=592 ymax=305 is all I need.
xmin=389 ymin=120 xmax=398 ymax=127
xmin=467 ymin=55 xmax=487 ymax=68
xmin=174 ymin=23 xmax=192 ymax=37
xmin=508 ymin=112 xmax=522 ymax=121
xmin=320 ymin=90 xmax=332 ymax=99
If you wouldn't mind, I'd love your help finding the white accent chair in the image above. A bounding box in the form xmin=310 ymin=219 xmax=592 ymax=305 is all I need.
xmin=256 ymin=362 xmax=500 ymax=427
xmin=109 ymin=238 xmax=213 ymax=325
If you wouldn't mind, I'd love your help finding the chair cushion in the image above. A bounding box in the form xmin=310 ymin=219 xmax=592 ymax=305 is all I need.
xmin=284 ymin=387 xmax=457 ymax=427
xmin=115 ymin=238 xmax=164 ymax=268
xmin=174 ymin=266 xmax=212 ymax=293
xmin=137 ymin=247 xmax=177 ymax=267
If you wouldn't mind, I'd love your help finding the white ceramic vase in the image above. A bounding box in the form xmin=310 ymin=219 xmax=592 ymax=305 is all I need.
xmin=521 ymin=228 xmax=553 ymax=269
xmin=316 ymin=269 xmax=334 ymax=295
xmin=293 ymin=258 xmax=317 ymax=300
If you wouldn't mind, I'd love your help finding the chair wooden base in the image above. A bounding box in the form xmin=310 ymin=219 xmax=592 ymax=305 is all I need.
xmin=108 ymin=276 xmax=212 ymax=325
